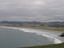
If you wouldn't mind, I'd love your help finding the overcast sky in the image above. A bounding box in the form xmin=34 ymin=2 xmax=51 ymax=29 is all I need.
xmin=0 ymin=0 xmax=64 ymax=22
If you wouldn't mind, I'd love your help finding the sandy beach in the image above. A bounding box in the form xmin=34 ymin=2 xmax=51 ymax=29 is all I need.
xmin=0 ymin=26 xmax=64 ymax=44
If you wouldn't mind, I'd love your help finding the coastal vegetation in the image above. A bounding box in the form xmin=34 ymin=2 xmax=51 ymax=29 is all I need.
xmin=21 ymin=43 xmax=64 ymax=48
xmin=0 ymin=21 xmax=64 ymax=32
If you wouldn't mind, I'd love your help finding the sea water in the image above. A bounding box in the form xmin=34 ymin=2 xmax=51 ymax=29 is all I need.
xmin=0 ymin=27 xmax=57 ymax=48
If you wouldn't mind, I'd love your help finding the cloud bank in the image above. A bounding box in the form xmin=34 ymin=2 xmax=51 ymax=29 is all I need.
xmin=0 ymin=0 xmax=64 ymax=22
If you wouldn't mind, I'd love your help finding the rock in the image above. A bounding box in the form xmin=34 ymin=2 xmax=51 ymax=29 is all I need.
xmin=60 ymin=33 xmax=64 ymax=37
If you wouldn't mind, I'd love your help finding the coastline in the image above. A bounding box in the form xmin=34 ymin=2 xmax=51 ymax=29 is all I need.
xmin=0 ymin=26 xmax=64 ymax=44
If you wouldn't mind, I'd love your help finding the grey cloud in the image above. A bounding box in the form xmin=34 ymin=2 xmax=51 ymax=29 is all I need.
xmin=0 ymin=0 xmax=64 ymax=22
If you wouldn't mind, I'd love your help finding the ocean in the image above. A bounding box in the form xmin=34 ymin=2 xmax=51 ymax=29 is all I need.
xmin=0 ymin=27 xmax=61 ymax=48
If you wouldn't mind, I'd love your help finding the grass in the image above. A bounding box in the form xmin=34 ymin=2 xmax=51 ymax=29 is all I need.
xmin=19 ymin=43 xmax=64 ymax=48
xmin=0 ymin=24 xmax=64 ymax=31
xmin=21 ymin=26 xmax=64 ymax=32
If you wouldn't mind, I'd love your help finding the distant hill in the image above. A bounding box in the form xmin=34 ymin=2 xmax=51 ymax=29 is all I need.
xmin=0 ymin=21 xmax=42 ymax=24
xmin=40 ymin=21 xmax=64 ymax=27
xmin=0 ymin=21 xmax=64 ymax=27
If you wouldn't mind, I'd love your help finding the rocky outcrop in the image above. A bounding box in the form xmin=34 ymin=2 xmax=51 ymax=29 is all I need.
xmin=60 ymin=33 xmax=64 ymax=37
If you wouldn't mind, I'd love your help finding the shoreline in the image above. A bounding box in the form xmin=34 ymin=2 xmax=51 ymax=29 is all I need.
xmin=0 ymin=26 xmax=64 ymax=44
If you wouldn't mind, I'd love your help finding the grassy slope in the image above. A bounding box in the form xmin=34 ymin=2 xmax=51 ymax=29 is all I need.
xmin=22 ymin=26 xmax=64 ymax=32
xmin=20 ymin=43 xmax=64 ymax=48
xmin=33 ymin=27 xmax=64 ymax=31
xmin=0 ymin=24 xmax=64 ymax=31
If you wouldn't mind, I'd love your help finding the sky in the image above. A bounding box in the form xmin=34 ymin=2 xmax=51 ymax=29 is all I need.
xmin=0 ymin=0 xmax=64 ymax=22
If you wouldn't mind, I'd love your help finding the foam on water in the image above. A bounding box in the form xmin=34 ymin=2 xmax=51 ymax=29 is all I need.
xmin=0 ymin=26 xmax=62 ymax=44
xmin=20 ymin=28 xmax=62 ymax=44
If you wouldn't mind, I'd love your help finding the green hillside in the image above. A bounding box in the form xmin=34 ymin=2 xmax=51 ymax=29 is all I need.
xmin=20 ymin=43 xmax=64 ymax=48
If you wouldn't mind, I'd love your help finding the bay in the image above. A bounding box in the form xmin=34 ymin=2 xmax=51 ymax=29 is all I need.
xmin=0 ymin=27 xmax=54 ymax=48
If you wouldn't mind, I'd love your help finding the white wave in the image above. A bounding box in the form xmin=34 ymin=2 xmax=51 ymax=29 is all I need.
xmin=42 ymin=34 xmax=62 ymax=44
xmin=0 ymin=26 xmax=62 ymax=44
